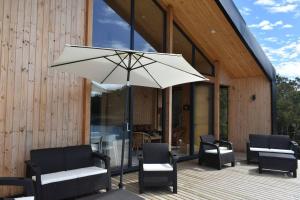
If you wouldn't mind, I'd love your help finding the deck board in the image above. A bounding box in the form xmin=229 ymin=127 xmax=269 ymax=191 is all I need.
xmin=111 ymin=156 xmax=300 ymax=200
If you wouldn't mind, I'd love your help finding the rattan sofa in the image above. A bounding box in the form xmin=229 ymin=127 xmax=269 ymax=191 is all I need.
xmin=246 ymin=134 xmax=299 ymax=163
xmin=26 ymin=145 xmax=111 ymax=200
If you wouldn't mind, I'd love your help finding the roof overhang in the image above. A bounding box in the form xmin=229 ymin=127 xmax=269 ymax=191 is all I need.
xmin=159 ymin=0 xmax=276 ymax=80
xmin=216 ymin=0 xmax=276 ymax=81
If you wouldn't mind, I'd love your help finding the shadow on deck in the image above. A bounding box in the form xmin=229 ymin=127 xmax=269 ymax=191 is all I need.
xmin=111 ymin=153 xmax=300 ymax=200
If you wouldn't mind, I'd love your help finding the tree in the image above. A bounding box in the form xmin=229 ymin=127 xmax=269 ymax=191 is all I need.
xmin=276 ymin=75 xmax=300 ymax=139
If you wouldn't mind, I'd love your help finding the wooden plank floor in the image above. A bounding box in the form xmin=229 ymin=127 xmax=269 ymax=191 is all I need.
xmin=111 ymin=154 xmax=300 ymax=200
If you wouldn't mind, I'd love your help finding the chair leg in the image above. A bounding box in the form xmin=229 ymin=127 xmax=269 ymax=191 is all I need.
xmin=198 ymin=158 xmax=202 ymax=165
xmin=293 ymin=170 xmax=297 ymax=178
xmin=231 ymin=161 xmax=235 ymax=167
xmin=139 ymin=185 xmax=144 ymax=194
xmin=173 ymin=176 xmax=177 ymax=194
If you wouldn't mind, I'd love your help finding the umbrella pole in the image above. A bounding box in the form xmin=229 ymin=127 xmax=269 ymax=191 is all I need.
xmin=119 ymin=57 xmax=132 ymax=189
xmin=118 ymin=84 xmax=130 ymax=189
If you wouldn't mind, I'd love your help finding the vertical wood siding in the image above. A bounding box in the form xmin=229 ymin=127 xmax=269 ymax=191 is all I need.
xmin=0 ymin=0 xmax=86 ymax=196
xmin=229 ymin=76 xmax=272 ymax=152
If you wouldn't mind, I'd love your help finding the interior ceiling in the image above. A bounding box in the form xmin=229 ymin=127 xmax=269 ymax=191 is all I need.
xmin=159 ymin=0 xmax=264 ymax=78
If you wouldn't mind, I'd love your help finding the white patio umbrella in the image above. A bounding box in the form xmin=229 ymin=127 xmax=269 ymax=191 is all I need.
xmin=50 ymin=45 xmax=207 ymax=188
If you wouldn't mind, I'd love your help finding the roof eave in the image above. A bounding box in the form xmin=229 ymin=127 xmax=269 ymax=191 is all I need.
xmin=215 ymin=0 xmax=276 ymax=81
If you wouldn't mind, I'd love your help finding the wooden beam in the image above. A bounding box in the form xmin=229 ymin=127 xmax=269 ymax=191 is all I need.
xmin=82 ymin=0 xmax=93 ymax=144
xmin=214 ymin=64 xmax=220 ymax=140
xmin=164 ymin=5 xmax=173 ymax=150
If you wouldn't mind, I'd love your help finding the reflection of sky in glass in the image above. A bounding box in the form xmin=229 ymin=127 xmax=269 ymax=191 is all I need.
xmin=93 ymin=0 xmax=156 ymax=53
xmin=134 ymin=31 xmax=156 ymax=52
xmin=93 ymin=0 xmax=130 ymax=49
xmin=91 ymin=81 xmax=125 ymax=97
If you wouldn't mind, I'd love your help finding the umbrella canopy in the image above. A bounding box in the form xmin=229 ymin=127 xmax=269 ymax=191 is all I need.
xmin=51 ymin=45 xmax=207 ymax=88
xmin=50 ymin=45 xmax=207 ymax=189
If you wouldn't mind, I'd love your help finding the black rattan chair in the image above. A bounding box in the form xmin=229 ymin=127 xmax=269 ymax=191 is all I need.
xmin=0 ymin=177 xmax=34 ymax=200
xmin=198 ymin=135 xmax=235 ymax=170
xmin=138 ymin=143 xmax=178 ymax=194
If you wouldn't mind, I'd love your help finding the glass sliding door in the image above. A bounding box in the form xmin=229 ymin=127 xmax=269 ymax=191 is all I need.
xmin=132 ymin=87 xmax=163 ymax=166
xmin=90 ymin=84 xmax=129 ymax=169
xmin=220 ymin=86 xmax=229 ymax=141
xmin=92 ymin=0 xmax=131 ymax=171
xmin=193 ymin=83 xmax=214 ymax=154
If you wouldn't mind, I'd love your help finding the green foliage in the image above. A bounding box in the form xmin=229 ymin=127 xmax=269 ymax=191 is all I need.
xmin=276 ymin=75 xmax=300 ymax=138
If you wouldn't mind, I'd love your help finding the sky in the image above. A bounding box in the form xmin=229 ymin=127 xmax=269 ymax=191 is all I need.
xmin=234 ymin=0 xmax=300 ymax=79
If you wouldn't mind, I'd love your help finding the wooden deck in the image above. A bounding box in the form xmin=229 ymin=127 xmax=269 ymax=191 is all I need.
xmin=111 ymin=154 xmax=300 ymax=200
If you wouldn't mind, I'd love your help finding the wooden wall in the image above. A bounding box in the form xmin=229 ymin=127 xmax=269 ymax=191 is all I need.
xmin=228 ymin=76 xmax=272 ymax=151
xmin=0 ymin=0 xmax=86 ymax=196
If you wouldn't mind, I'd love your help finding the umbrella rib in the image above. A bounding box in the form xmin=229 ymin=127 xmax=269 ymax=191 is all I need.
xmin=139 ymin=54 xmax=206 ymax=79
xmin=115 ymin=50 xmax=129 ymax=69
xmin=100 ymin=54 xmax=129 ymax=84
xmin=133 ymin=53 xmax=162 ymax=88
xmin=50 ymin=53 xmax=127 ymax=68
xmin=130 ymin=53 xmax=144 ymax=69
xmin=142 ymin=66 xmax=162 ymax=89
xmin=104 ymin=57 xmax=128 ymax=70
xmin=130 ymin=61 xmax=156 ymax=70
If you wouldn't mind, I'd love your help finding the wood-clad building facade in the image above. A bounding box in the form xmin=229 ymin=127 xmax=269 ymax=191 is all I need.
xmin=0 ymin=0 xmax=275 ymax=197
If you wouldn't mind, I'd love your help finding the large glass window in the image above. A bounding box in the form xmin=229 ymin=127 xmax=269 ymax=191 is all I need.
xmin=90 ymin=83 xmax=129 ymax=169
xmin=193 ymin=84 xmax=214 ymax=154
xmin=132 ymin=87 xmax=163 ymax=166
xmin=92 ymin=0 xmax=131 ymax=170
xmin=220 ymin=86 xmax=229 ymax=141
xmin=194 ymin=48 xmax=214 ymax=76
xmin=92 ymin=0 xmax=166 ymax=170
xmin=134 ymin=0 xmax=165 ymax=52
xmin=93 ymin=0 xmax=131 ymax=49
xmin=173 ymin=24 xmax=193 ymax=64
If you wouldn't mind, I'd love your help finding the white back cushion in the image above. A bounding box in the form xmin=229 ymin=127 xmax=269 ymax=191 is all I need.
xmin=143 ymin=164 xmax=173 ymax=172
xmin=249 ymin=147 xmax=270 ymax=152
xmin=205 ymin=149 xmax=233 ymax=154
xmin=269 ymin=149 xmax=294 ymax=154
xmin=14 ymin=197 xmax=34 ymax=200
xmin=250 ymin=147 xmax=294 ymax=154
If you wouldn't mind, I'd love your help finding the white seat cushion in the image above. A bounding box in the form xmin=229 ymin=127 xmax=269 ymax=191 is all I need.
xmin=14 ymin=197 xmax=34 ymax=200
xmin=33 ymin=171 xmax=78 ymax=185
xmin=143 ymin=164 xmax=173 ymax=172
xmin=269 ymin=148 xmax=294 ymax=154
xmin=32 ymin=166 xmax=107 ymax=185
xmin=249 ymin=147 xmax=270 ymax=152
xmin=68 ymin=166 xmax=107 ymax=179
xmin=205 ymin=149 xmax=233 ymax=154
xmin=249 ymin=147 xmax=294 ymax=154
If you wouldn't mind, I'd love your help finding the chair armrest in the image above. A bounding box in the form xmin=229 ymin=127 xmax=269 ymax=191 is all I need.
xmin=218 ymin=140 xmax=233 ymax=150
xmin=138 ymin=155 xmax=144 ymax=172
xmin=169 ymin=151 xmax=179 ymax=164
xmin=201 ymin=142 xmax=219 ymax=149
xmin=201 ymin=142 xmax=220 ymax=154
xmin=25 ymin=160 xmax=41 ymax=183
xmin=290 ymin=141 xmax=299 ymax=156
xmin=291 ymin=140 xmax=299 ymax=147
xmin=246 ymin=142 xmax=250 ymax=150
xmin=0 ymin=177 xmax=34 ymax=196
xmin=92 ymin=152 xmax=110 ymax=169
